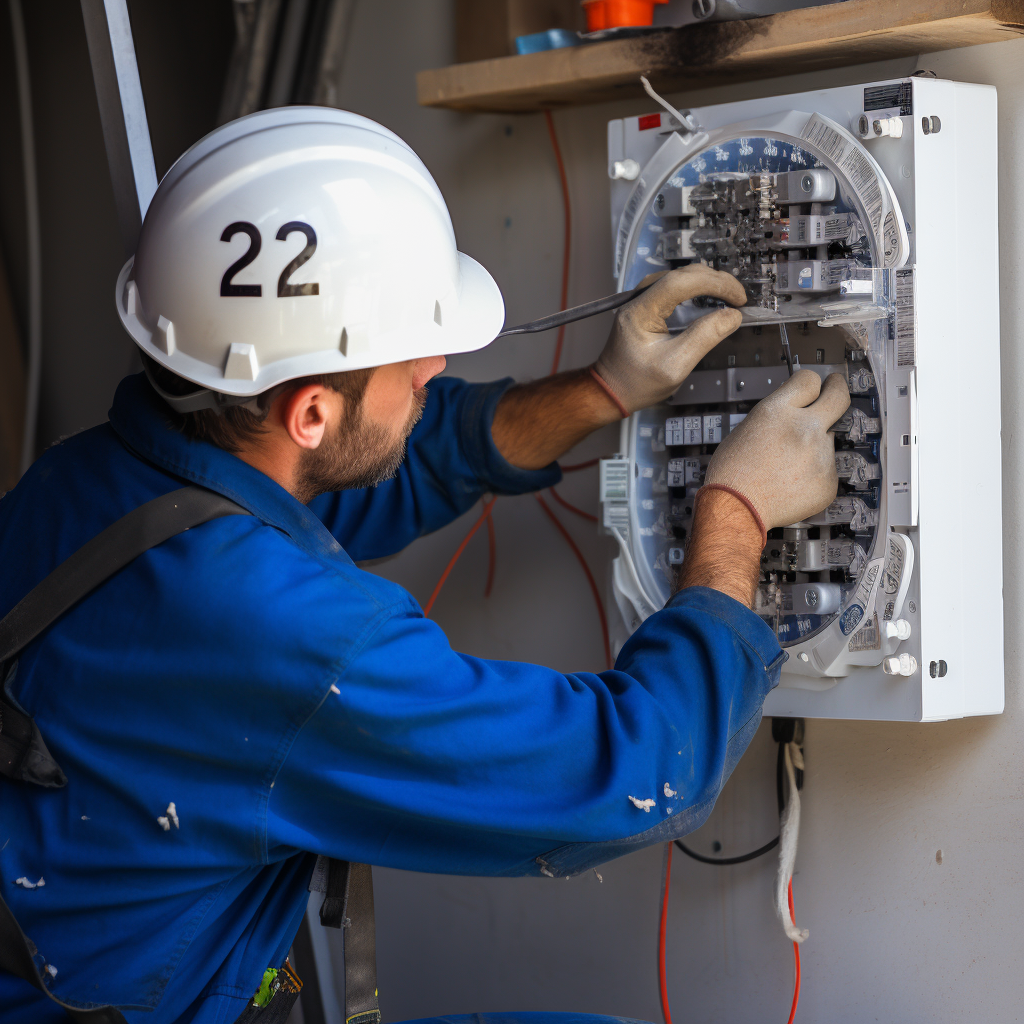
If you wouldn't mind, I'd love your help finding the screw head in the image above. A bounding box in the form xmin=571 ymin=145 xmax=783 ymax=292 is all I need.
xmin=804 ymin=588 xmax=818 ymax=608
xmin=800 ymin=174 xmax=814 ymax=193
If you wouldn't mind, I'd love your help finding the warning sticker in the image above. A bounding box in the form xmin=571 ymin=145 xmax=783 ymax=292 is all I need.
xmin=616 ymin=177 xmax=649 ymax=278
xmin=848 ymin=612 xmax=881 ymax=651
xmin=841 ymin=557 xmax=883 ymax=636
xmin=800 ymin=114 xmax=888 ymax=264
xmin=895 ymin=267 xmax=917 ymax=367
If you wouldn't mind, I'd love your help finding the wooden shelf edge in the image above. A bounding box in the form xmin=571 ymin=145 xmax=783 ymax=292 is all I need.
xmin=417 ymin=0 xmax=1024 ymax=113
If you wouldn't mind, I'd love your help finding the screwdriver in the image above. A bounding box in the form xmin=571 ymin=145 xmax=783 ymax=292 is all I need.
xmin=779 ymin=322 xmax=795 ymax=377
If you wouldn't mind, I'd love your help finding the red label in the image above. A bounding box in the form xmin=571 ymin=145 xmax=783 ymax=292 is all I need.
xmin=638 ymin=113 xmax=661 ymax=131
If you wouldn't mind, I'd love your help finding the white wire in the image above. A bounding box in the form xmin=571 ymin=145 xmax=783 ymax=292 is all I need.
xmin=775 ymin=741 xmax=809 ymax=943
xmin=640 ymin=76 xmax=699 ymax=135
xmin=9 ymin=0 xmax=42 ymax=475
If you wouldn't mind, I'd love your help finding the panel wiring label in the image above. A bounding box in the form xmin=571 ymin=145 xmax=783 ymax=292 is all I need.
xmin=895 ymin=267 xmax=917 ymax=367
xmin=800 ymin=114 xmax=884 ymax=251
xmin=863 ymin=82 xmax=913 ymax=116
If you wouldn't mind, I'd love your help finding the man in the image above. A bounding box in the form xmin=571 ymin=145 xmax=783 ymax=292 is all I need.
xmin=0 ymin=108 xmax=848 ymax=1023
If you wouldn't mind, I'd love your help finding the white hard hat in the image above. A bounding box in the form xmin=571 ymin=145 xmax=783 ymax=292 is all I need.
xmin=117 ymin=107 xmax=504 ymax=410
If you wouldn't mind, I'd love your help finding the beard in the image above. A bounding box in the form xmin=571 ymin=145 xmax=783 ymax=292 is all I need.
xmin=294 ymin=386 xmax=428 ymax=503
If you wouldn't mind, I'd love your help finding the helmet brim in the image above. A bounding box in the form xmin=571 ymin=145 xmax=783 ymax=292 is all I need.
xmin=117 ymin=252 xmax=506 ymax=397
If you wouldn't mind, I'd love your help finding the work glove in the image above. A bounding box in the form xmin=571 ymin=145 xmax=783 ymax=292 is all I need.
xmin=591 ymin=265 xmax=747 ymax=415
xmin=703 ymin=369 xmax=851 ymax=534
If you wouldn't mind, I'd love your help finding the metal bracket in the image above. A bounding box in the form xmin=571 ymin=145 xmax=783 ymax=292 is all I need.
xmin=80 ymin=0 xmax=157 ymax=257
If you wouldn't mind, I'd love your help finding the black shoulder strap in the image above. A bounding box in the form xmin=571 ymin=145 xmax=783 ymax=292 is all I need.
xmin=315 ymin=858 xmax=381 ymax=1024
xmin=0 ymin=486 xmax=250 ymax=1024
xmin=0 ymin=487 xmax=249 ymax=666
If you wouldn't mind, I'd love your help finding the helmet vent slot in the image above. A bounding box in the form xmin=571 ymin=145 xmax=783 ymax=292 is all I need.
xmin=433 ymin=301 xmax=443 ymax=327
xmin=339 ymin=327 xmax=348 ymax=356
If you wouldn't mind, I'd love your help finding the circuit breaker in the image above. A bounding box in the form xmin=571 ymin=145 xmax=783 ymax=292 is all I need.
xmin=600 ymin=77 xmax=1002 ymax=722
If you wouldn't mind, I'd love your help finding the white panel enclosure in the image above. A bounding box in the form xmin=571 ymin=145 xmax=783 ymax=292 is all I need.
xmin=602 ymin=78 xmax=1002 ymax=722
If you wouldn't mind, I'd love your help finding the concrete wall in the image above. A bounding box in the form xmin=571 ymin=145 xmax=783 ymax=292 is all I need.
xmin=322 ymin=8 xmax=1024 ymax=1023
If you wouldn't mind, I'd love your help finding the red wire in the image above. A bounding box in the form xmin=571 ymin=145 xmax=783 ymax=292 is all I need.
xmin=484 ymin=508 xmax=497 ymax=598
xmin=549 ymin=486 xmax=598 ymax=523
xmin=534 ymin=494 xmax=612 ymax=669
xmin=658 ymin=843 xmax=673 ymax=1024
xmin=544 ymin=110 xmax=571 ymax=375
xmin=787 ymin=879 xmax=801 ymax=1024
xmin=424 ymin=498 xmax=496 ymax=617
xmin=561 ymin=458 xmax=599 ymax=473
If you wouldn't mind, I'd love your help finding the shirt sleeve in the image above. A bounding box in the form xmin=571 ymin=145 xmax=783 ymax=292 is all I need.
xmin=266 ymin=587 xmax=786 ymax=878
xmin=307 ymin=376 xmax=561 ymax=561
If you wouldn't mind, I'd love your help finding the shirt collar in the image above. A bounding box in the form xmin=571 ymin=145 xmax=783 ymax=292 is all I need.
xmin=108 ymin=373 xmax=352 ymax=565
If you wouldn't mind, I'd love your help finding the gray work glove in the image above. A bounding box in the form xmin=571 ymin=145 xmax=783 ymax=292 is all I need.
xmin=592 ymin=266 xmax=747 ymax=414
xmin=704 ymin=369 xmax=851 ymax=532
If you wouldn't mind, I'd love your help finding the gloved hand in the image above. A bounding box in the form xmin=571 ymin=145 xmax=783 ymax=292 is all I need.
xmin=592 ymin=265 xmax=747 ymax=415
xmin=703 ymin=369 xmax=851 ymax=533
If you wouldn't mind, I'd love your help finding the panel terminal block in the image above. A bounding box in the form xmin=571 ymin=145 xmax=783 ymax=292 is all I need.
xmin=654 ymin=185 xmax=696 ymax=218
xmin=776 ymin=259 xmax=856 ymax=294
xmin=661 ymin=228 xmax=696 ymax=260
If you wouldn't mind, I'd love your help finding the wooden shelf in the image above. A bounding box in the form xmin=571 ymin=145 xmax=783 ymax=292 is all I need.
xmin=418 ymin=0 xmax=1024 ymax=113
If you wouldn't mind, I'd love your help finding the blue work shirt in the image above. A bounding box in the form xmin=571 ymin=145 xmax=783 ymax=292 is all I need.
xmin=0 ymin=373 xmax=784 ymax=1023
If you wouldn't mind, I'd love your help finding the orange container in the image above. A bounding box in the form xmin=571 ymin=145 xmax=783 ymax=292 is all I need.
xmin=581 ymin=0 xmax=669 ymax=31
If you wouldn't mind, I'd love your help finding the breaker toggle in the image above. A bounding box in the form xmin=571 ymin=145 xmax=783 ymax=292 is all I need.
xmin=833 ymin=407 xmax=881 ymax=442
xmin=805 ymin=495 xmax=879 ymax=532
xmin=836 ymin=451 xmax=882 ymax=489
xmin=848 ymin=368 xmax=876 ymax=393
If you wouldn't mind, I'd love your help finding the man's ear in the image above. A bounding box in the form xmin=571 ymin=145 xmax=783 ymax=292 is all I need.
xmin=279 ymin=384 xmax=339 ymax=450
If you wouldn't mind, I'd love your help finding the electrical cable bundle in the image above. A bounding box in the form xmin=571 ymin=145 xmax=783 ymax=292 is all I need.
xmin=423 ymin=111 xmax=612 ymax=670
xmin=660 ymin=720 xmax=806 ymax=1024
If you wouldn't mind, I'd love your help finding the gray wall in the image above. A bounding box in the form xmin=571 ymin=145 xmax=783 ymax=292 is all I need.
xmin=321 ymin=8 xmax=1024 ymax=1023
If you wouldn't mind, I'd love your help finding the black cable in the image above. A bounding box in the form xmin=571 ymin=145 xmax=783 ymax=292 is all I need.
xmin=675 ymin=834 xmax=778 ymax=866
xmin=674 ymin=727 xmax=803 ymax=867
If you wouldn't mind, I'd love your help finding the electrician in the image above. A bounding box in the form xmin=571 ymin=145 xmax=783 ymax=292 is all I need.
xmin=0 ymin=109 xmax=849 ymax=1024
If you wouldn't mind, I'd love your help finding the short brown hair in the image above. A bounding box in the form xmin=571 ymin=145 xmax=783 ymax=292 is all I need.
xmin=141 ymin=353 xmax=374 ymax=454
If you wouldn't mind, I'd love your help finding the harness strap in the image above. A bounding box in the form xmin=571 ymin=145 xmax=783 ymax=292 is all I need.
xmin=0 ymin=486 xmax=249 ymax=1024
xmin=316 ymin=858 xmax=381 ymax=1024
xmin=0 ymin=487 xmax=249 ymax=665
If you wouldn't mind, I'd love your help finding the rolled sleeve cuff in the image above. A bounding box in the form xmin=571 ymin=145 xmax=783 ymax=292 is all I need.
xmin=459 ymin=377 xmax=562 ymax=495
xmin=666 ymin=585 xmax=788 ymax=674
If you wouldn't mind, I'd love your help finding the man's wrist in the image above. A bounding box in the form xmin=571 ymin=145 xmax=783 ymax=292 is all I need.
xmin=491 ymin=369 xmax=623 ymax=469
xmin=675 ymin=487 xmax=764 ymax=608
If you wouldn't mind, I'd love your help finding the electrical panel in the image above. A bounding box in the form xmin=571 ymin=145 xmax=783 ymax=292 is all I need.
xmin=601 ymin=78 xmax=1002 ymax=722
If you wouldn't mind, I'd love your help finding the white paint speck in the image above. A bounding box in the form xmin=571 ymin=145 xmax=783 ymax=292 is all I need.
xmin=165 ymin=803 xmax=179 ymax=829
xmin=157 ymin=817 xmax=170 ymax=831
xmin=628 ymin=796 xmax=656 ymax=812
xmin=81 ymin=816 xmax=90 ymax=821
xmin=594 ymin=871 xmax=603 ymax=883
xmin=15 ymin=877 xmax=44 ymax=889
xmin=663 ymin=783 xmax=677 ymax=798
xmin=44 ymin=964 xmax=57 ymax=978
xmin=330 ymin=684 xmax=341 ymax=695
